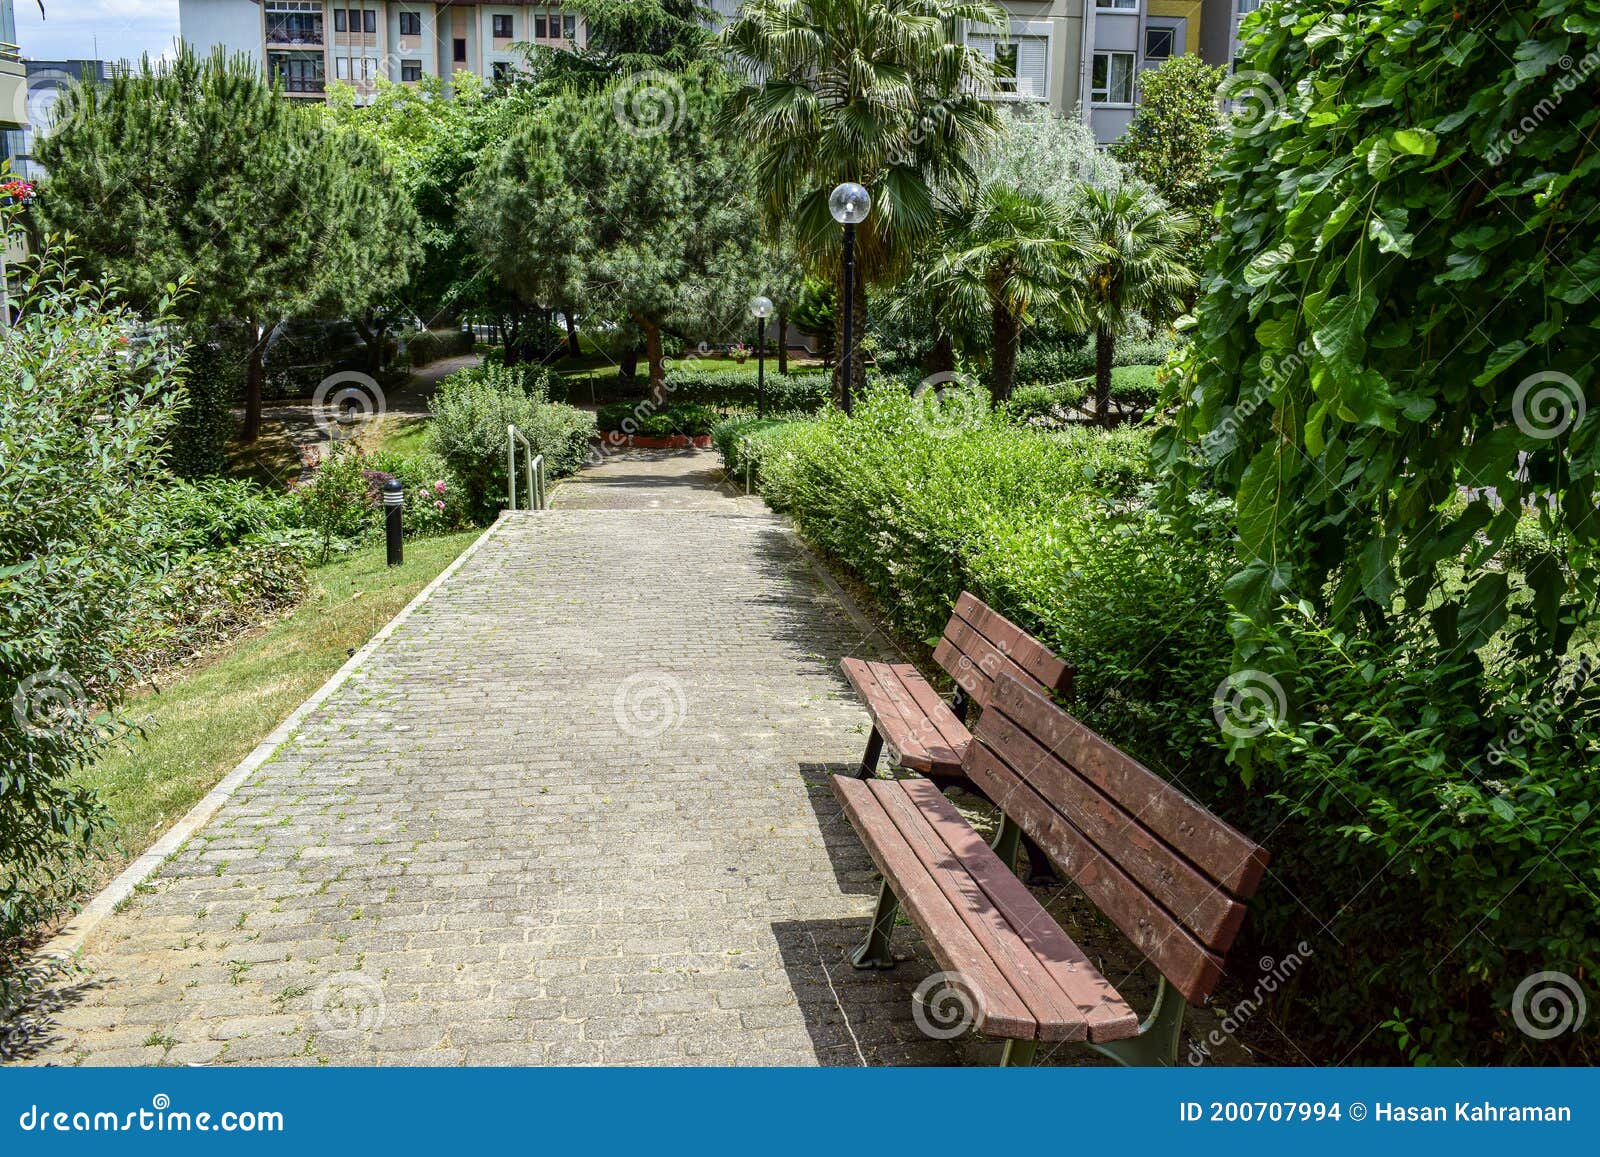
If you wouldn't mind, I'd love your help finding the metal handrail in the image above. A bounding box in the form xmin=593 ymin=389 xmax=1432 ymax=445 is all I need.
xmin=507 ymin=425 xmax=546 ymax=511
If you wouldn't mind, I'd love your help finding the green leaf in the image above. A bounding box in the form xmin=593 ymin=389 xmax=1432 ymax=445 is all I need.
xmin=1313 ymin=292 xmax=1378 ymax=366
xmin=1390 ymin=128 xmax=1438 ymax=158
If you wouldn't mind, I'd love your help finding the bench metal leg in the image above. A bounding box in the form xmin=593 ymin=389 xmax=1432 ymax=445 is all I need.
xmin=1021 ymin=837 xmax=1060 ymax=887
xmin=858 ymin=727 xmax=884 ymax=779
xmin=1087 ymin=977 xmax=1186 ymax=1067
xmin=850 ymin=879 xmax=900 ymax=969
xmin=999 ymin=1038 xmax=1038 ymax=1067
xmin=991 ymin=815 xmax=1023 ymax=872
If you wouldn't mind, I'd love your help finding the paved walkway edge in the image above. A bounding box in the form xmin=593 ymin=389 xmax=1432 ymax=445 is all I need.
xmin=39 ymin=514 xmax=515 ymax=963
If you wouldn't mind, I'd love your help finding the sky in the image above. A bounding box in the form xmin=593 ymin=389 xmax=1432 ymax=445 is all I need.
xmin=13 ymin=1 xmax=181 ymax=65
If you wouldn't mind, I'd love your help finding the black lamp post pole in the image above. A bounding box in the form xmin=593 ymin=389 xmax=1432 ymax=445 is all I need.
xmin=840 ymin=222 xmax=856 ymax=415
xmin=756 ymin=315 xmax=767 ymax=419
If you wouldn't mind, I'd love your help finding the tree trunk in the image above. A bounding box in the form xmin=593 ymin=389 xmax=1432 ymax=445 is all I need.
xmin=923 ymin=332 xmax=954 ymax=377
xmin=641 ymin=316 xmax=665 ymax=403
xmin=991 ymin=306 xmax=1020 ymax=405
xmin=353 ymin=308 xmax=386 ymax=378
xmin=562 ymin=308 xmax=580 ymax=358
xmin=618 ymin=345 xmax=639 ymax=383
xmin=777 ymin=310 xmax=789 ymax=375
xmin=503 ymin=313 xmax=522 ymax=366
xmin=1095 ymin=327 xmax=1115 ymax=429
xmin=241 ymin=324 xmax=270 ymax=444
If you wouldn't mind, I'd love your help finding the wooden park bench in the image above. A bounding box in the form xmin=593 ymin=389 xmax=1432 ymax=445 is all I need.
xmin=832 ymin=671 xmax=1269 ymax=1066
xmin=840 ymin=592 xmax=1074 ymax=784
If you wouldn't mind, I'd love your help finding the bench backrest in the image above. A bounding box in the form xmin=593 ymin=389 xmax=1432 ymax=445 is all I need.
xmin=933 ymin=592 xmax=1074 ymax=711
xmin=963 ymin=672 xmax=1269 ymax=1005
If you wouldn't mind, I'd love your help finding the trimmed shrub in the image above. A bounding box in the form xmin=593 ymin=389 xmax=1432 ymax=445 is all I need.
xmin=596 ymin=402 xmax=720 ymax=437
xmin=1014 ymin=331 xmax=1177 ymax=387
xmin=426 ymin=364 xmax=595 ymax=522
xmin=660 ymin=368 xmax=830 ymax=411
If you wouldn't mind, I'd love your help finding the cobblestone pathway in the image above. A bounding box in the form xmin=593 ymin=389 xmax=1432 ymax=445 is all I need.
xmin=9 ymin=450 xmax=986 ymax=1067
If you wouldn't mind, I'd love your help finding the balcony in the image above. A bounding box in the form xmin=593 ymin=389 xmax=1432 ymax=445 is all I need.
xmin=1 ymin=44 xmax=24 ymax=130
xmin=282 ymin=75 xmax=327 ymax=94
xmin=265 ymin=20 xmax=325 ymax=47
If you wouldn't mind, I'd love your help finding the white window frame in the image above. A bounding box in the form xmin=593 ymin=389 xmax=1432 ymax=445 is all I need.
xmin=1091 ymin=50 xmax=1137 ymax=106
xmin=1096 ymin=0 xmax=1140 ymax=9
xmin=966 ymin=19 xmax=1052 ymax=103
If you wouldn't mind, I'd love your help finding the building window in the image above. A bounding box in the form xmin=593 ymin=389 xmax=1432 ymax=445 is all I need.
xmin=534 ymin=14 xmax=548 ymax=38
xmin=399 ymin=11 xmax=421 ymax=36
xmin=1144 ymin=26 xmax=1176 ymax=60
xmin=968 ymin=31 xmax=1048 ymax=101
xmin=363 ymin=9 xmax=376 ymax=34
xmin=493 ymin=14 xmax=514 ymax=38
xmin=265 ymin=2 xmax=323 ymax=46
xmin=401 ymin=59 xmax=422 ymax=82
xmin=1092 ymin=51 xmax=1136 ymax=104
xmin=1096 ymin=0 xmax=1139 ymax=9
xmin=563 ymin=14 xmax=576 ymax=38
xmin=1238 ymin=0 xmax=1262 ymax=11
xmin=333 ymin=9 xmax=346 ymax=32
xmin=493 ymin=60 xmax=513 ymax=80
xmin=453 ymin=38 xmax=467 ymax=63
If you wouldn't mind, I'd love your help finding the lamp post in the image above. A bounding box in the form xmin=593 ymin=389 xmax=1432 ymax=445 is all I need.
xmin=749 ymin=294 xmax=774 ymax=418
xmin=828 ymin=182 xmax=871 ymax=414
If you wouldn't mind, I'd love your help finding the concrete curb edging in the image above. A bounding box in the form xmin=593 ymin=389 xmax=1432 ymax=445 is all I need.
xmin=38 ymin=514 xmax=516 ymax=963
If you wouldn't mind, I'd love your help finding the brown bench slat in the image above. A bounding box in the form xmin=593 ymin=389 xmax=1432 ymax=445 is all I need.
xmin=900 ymin=780 xmax=1140 ymax=1043
xmin=964 ymin=741 xmax=1225 ymax=1004
xmin=841 ymin=658 xmax=957 ymax=774
xmin=932 ymin=636 xmax=993 ymax=706
xmin=954 ymin=593 xmax=1074 ymax=693
xmin=990 ymin=675 xmax=1270 ymax=899
xmin=893 ymin=663 xmax=974 ymax=753
xmin=975 ymin=709 xmax=1247 ymax=951
xmin=940 ymin=618 xmax=1042 ymax=711
xmin=832 ymin=776 xmax=1038 ymax=1038
xmin=873 ymin=781 xmax=1098 ymax=1042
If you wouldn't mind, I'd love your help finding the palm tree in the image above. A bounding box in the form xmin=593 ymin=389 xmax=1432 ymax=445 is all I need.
xmin=919 ymin=183 xmax=1086 ymax=403
xmin=1066 ymin=182 xmax=1196 ymax=427
xmin=719 ymin=0 xmax=1006 ymax=406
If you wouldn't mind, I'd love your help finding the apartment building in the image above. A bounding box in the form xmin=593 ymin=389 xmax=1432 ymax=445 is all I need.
xmin=178 ymin=0 xmax=586 ymax=99
xmin=977 ymin=0 xmax=1243 ymax=143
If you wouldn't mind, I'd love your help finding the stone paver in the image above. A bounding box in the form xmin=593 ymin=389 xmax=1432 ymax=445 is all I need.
xmin=7 ymin=449 xmax=1001 ymax=1066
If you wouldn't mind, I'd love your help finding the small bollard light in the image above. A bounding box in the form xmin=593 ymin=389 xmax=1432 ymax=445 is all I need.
xmin=382 ymin=478 xmax=404 ymax=567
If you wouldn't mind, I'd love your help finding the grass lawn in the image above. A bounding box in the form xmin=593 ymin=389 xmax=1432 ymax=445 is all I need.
xmin=79 ymin=529 xmax=483 ymax=879
xmin=361 ymin=412 xmax=431 ymax=457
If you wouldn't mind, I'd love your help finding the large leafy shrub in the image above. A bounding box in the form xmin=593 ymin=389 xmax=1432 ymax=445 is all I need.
xmin=596 ymin=402 xmax=721 ymax=436
xmin=0 ymin=228 xmax=185 ymax=973
xmin=426 ymin=364 xmax=595 ymax=521
xmin=403 ymin=328 xmax=475 ymax=367
xmin=1164 ymin=0 xmax=1599 ymax=665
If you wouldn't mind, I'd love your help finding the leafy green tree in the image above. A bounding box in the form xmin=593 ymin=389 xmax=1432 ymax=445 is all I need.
xmin=526 ymin=0 xmax=715 ymax=88
xmin=720 ymin=0 xmax=1005 ymax=405
xmin=468 ymin=71 xmax=764 ymax=392
xmin=1111 ymin=52 xmax=1226 ymax=273
xmin=36 ymin=49 xmax=413 ymax=446
xmin=1 ymin=212 xmax=186 ymax=969
xmin=301 ymin=121 xmax=423 ymax=376
xmin=319 ymin=74 xmax=516 ymax=329
xmin=1065 ymin=183 xmax=1194 ymax=427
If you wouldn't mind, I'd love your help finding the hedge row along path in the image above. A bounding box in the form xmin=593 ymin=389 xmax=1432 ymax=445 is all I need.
xmin=13 ymin=450 xmax=1045 ymax=1067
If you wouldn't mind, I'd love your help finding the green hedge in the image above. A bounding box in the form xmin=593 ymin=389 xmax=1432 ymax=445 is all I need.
xmin=404 ymin=328 xmax=475 ymax=367
xmin=1014 ymin=333 xmax=1176 ymax=387
xmin=721 ymin=384 xmax=1600 ymax=1064
xmin=596 ymin=402 xmax=721 ymax=437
